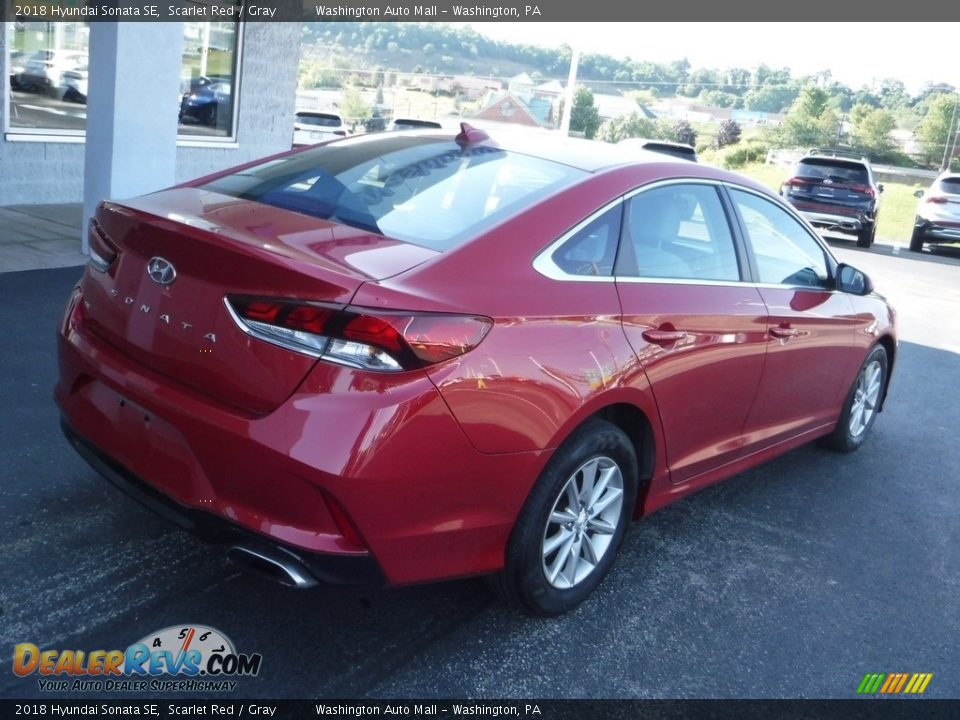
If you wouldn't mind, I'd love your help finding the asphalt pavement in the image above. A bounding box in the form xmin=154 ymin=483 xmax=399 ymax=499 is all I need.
xmin=1 ymin=241 xmax=958 ymax=699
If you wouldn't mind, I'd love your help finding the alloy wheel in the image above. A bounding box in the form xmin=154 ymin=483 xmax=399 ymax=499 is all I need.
xmin=541 ymin=456 xmax=624 ymax=590
xmin=849 ymin=359 xmax=882 ymax=437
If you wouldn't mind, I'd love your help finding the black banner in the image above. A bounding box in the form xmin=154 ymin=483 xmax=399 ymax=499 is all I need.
xmin=3 ymin=700 xmax=960 ymax=720
xmin=2 ymin=0 xmax=960 ymax=21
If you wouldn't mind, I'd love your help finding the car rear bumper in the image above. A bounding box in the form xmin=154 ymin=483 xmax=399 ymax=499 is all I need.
xmin=56 ymin=289 xmax=543 ymax=585
xmin=61 ymin=417 xmax=386 ymax=587
xmin=917 ymin=219 xmax=960 ymax=241
xmin=797 ymin=210 xmax=867 ymax=232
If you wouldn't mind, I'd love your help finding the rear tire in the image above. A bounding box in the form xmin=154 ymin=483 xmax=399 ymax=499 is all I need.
xmin=819 ymin=345 xmax=888 ymax=453
xmin=909 ymin=221 xmax=926 ymax=252
xmin=857 ymin=224 xmax=875 ymax=248
xmin=488 ymin=419 xmax=639 ymax=616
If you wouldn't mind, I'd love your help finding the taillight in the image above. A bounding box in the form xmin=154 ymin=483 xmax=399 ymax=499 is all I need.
xmin=782 ymin=177 xmax=812 ymax=187
xmin=850 ymin=184 xmax=876 ymax=198
xmin=88 ymin=220 xmax=118 ymax=273
xmin=226 ymin=297 xmax=492 ymax=372
xmin=925 ymin=195 xmax=949 ymax=204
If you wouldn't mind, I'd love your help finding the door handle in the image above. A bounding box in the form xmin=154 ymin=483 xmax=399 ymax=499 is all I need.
xmin=642 ymin=328 xmax=689 ymax=344
xmin=769 ymin=326 xmax=801 ymax=339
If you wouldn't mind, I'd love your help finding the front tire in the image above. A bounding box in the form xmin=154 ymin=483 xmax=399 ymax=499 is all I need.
xmin=820 ymin=345 xmax=888 ymax=453
xmin=488 ymin=419 xmax=639 ymax=616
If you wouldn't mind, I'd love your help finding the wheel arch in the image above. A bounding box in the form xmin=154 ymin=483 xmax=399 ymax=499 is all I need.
xmin=547 ymin=399 xmax=659 ymax=518
xmin=875 ymin=334 xmax=896 ymax=411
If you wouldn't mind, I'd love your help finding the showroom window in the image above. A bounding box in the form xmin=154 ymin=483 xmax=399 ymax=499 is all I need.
xmin=6 ymin=21 xmax=241 ymax=142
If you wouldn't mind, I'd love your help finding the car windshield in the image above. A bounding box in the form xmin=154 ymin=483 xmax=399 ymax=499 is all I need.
xmin=795 ymin=159 xmax=869 ymax=185
xmin=297 ymin=114 xmax=342 ymax=128
xmin=202 ymin=135 xmax=586 ymax=250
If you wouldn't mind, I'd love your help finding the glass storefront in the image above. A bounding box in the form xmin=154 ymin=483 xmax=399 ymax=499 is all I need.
xmin=7 ymin=21 xmax=240 ymax=139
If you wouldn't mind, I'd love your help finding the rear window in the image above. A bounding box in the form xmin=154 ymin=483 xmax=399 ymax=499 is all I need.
xmin=392 ymin=119 xmax=443 ymax=130
xmin=795 ymin=158 xmax=869 ymax=185
xmin=938 ymin=177 xmax=960 ymax=194
xmin=202 ymin=135 xmax=586 ymax=251
xmin=297 ymin=113 xmax=341 ymax=128
xmin=644 ymin=143 xmax=697 ymax=162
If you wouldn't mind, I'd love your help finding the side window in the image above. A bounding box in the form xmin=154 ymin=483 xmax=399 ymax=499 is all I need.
xmin=730 ymin=189 xmax=830 ymax=288
xmin=618 ymin=184 xmax=741 ymax=281
xmin=550 ymin=204 xmax=623 ymax=277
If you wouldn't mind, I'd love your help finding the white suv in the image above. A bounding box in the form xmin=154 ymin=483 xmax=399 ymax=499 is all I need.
xmin=292 ymin=112 xmax=347 ymax=147
xmin=17 ymin=49 xmax=87 ymax=95
xmin=911 ymin=173 xmax=960 ymax=252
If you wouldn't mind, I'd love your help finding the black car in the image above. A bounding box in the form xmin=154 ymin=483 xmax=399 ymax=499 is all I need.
xmin=780 ymin=150 xmax=883 ymax=248
xmin=179 ymin=81 xmax=232 ymax=127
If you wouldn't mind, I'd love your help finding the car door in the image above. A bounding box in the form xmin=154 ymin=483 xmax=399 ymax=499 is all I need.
xmin=726 ymin=187 xmax=858 ymax=448
xmin=615 ymin=181 xmax=769 ymax=484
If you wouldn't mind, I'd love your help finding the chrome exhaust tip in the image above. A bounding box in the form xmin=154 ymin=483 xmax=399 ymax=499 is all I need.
xmin=227 ymin=545 xmax=318 ymax=589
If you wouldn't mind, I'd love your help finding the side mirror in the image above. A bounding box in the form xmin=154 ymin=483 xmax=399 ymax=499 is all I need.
xmin=914 ymin=189 xmax=925 ymax=199
xmin=836 ymin=263 xmax=873 ymax=296
xmin=877 ymin=184 xmax=885 ymax=193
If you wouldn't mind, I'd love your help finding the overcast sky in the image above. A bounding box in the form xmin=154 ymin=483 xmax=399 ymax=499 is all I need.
xmin=463 ymin=22 xmax=956 ymax=93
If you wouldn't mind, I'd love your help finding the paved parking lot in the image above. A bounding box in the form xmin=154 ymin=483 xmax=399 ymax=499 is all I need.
xmin=1 ymin=240 xmax=958 ymax=699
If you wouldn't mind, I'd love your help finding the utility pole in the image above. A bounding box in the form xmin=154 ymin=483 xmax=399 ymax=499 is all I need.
xmin=941 ymin=94 xmax=960 ymax=172
xmin=834 ymin=114 xmax=846 ymax=151
xmin=559 ymin=45 xmax=581 ymax=136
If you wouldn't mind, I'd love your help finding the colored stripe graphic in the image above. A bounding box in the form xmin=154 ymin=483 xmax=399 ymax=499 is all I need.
xmin=857 ymin=673 xmax=932 ymax=695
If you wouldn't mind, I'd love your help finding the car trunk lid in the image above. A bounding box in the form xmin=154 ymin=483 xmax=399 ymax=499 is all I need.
xmin=80 ymin=188 xmax=438 ymax=414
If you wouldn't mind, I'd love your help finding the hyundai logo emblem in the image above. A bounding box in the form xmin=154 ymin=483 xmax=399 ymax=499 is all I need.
xmin=146 ymin=257 xmax=177 ymax=286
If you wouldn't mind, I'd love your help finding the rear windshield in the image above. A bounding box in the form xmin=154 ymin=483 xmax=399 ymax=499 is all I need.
xmin=202 ymin=135 xmax=587 ymax=251
xmin=297 ymin=114 xmax=341 ymax=127
xmin=393 ymin=119 xmax=443 ymax=130
xmin=938 ymin=177 xmax=960 ymax=194
xmin=644 ymin=143 xmax=697 ymax=162
xmin=795 ymin=158 xmax=869 ymax=185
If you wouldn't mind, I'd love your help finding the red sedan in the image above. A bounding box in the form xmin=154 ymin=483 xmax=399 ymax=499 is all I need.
xmin=56 ymin=125 xmax=896 ymax=615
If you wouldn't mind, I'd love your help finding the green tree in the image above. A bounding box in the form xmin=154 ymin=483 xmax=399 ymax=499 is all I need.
xmin=340 ymin=86 xmax=371 ymax=124
xmin=570 ymin=87 xmax=601 ymax=139
xmin=780 ymin=85 xmax=838 ymax=148
xmin=743 ymin=84 xmax=798 ymax=113
xmin=916 ymin=93 xmax=959 ymax=168
xmin=596 ymin=112 xmax=657 ymax=143
xmin=849 ymin=104 xmax=896 ymax=159
xmin=715 ymin=119 xmax=742 ymax=148
xmin=674 ymin=119 xmax=697 ymax=147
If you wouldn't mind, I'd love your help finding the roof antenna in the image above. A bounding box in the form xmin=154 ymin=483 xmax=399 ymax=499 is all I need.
xmin=456 ymin=122 xmax=490 ymax=147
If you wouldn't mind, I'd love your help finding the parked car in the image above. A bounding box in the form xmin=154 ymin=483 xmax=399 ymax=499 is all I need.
xmin=179 ymin=81 xmax=232 ymax=127
xmin=58 ymin=67 xmax=88 ymax=103
xmin=780 ymin=150 xmax=882 ymax=248
xmin=292 ymin=111 xmax=347 ymax=146
xmin=57 ymin=124 xmax=896 ymax=616
xmin=617 ymin=138 xmax=698 ymax=162
xmin=17 ymin=49 xmax=87 ymax=97
xmin=388 ymin=117 xmax=444 ymax=131
xmin=9 ymin=50 xmax=27 ymax=90
xmin=910 ymin=172 xmax=960 ymax=252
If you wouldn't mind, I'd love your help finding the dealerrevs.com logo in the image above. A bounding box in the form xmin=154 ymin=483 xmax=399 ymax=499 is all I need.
xmin=12 ymin=625 xmax=263 ymax=693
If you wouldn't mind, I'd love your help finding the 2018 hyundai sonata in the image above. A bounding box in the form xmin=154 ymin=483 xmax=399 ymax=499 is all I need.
xmin=57 ymin=125 xmax=896 ymax=615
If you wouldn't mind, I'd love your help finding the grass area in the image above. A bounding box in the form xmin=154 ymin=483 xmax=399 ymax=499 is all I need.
xmin=733 ymin=162 xmax=924 ymax=244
